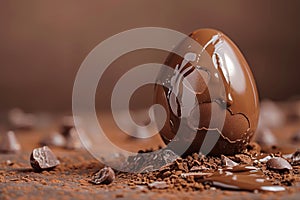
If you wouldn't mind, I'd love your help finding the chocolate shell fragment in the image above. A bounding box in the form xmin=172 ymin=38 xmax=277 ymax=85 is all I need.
xmin=39 ymin=117 xmax=83 ymax=149
xmin=90 ymin=166 xmax=115 ymax=185
xmin=266 ymin=157 xmax=293 ymax=171
xmin=0 ymin=131 xmax=21 ymax=153
xmin=30 ymin=146 xmax=60 ymax=171
xmin=291 ymin=150 xmax=300 ymax=165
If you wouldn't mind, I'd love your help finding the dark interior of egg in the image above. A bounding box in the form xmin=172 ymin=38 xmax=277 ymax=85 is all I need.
xmin=154 ymin=29 xmax=259 ymax=156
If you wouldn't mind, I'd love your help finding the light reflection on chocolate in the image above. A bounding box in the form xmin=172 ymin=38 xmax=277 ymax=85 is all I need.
xmin=203 ymin=165 xmax=285 ymax=192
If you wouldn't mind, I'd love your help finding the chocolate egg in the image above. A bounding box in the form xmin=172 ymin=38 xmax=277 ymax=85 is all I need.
xmin=154 ymin=29 xmax=259 ymax=156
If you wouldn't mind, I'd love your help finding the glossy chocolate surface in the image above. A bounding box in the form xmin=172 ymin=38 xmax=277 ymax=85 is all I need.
xmin=154 ymin=29 xmax=259 ymax=156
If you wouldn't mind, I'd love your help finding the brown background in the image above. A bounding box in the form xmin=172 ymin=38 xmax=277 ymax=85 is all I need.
xmin=0 ymin=0 xmax=300 ymax=112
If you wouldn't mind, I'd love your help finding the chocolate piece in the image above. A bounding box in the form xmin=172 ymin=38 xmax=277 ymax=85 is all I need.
xmin=181 ymin=172 xmax=212 ymax=179
xmin=255 ymin=128 xmax=277 ymax=146
xmin=30 ymin=146 xmax=60 ymax=171
xmin=41 ymin=117 xmax=83 ymax=149
xmin=291 ymin=130 xmax=300 ymax=143
xmin=154 ymin=28 xmax=259 ymax=156
xmin=221 ymin=155 xmax=238 ymax=167
xmin=258 ymin=100 xmax=285 ymax=129
xmin=8 ymin=108 xmax=36 ymax=130
xmin=291 ymin=149 xmax=300 ymax=165
xmin=148 ymin=181 xmax=168 ymax=189
xmin=234 ymin=154 xmax=252 ymax=164
xmin=190 ymin=165 xmax=209 ymax=171
xmin=266 ymin=157 xmax=292 ymax=171
xmin=60 ymin=117 xmax=86 ymax=149
xmin=60 ymin=116 xmax=75 ymax=136
xmin=90 ymin=166 xmax=115 ymax=185
xmin=255 ymin=154 xmax=272 ymax=163
xmin=0 ymin=131 xmax=21 ymax=153
xmin=204 ymin=168 xmax=285 ymax=192
xmin=123 ymin=149 xmax=178 ymax=172
xmin=6 ymin=160 xmax=14 ymax=166
xmin=39 ymin=132 xmax=66 ymax=147
xmin=65 ymin=128 xmax=82 ymax=149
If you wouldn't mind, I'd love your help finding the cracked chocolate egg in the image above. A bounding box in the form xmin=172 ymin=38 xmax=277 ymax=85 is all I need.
xmin=154 ymin=29 xmax=259 ymax=156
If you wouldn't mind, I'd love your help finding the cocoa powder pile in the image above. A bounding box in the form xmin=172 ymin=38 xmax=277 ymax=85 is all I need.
xmin=117 ymin=143 xmax=300 ymax=192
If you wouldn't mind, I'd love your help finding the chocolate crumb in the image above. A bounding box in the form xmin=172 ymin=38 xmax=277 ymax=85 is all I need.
xmin=181 ymin=172 xmax=213 ymax=179
xmin=148 ymin=181 xmax=168 ymax=189
xmin=221 ymin=155 xmax=238 ymax=167
xmin=266 ymin=157 xmax=293 ymax=171
xmin=234 ymin=154 xmax=252 ymax=164
xmin=90 ymin=166 xmax=115 ymax=185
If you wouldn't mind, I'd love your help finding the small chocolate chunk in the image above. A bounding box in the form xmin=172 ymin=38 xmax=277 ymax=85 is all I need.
xmin=291 ymin=149 xmax=300 ymax=165
xmin=65 ymin=128 xmax=82 ymax=149
xmin=255 ymin=128 xmax=277 ymax=146
xmin=39 ymin=132 xmax=66 ymax=147
xmin=60 ymin=116 xmax=75 ymax=136
xmin=8 ymin=108 xmax=36 ymax=130
xmin=147 ymin=181 xmax=168 ymax=189
xmin=6 ymin=160 xmax=14 ymax=166
xmin=90 ymin=166 xmax=115 ymax=185
xmin=0 ymin=131 xmax=21 ymax=153
xmin=221 ymin=155 xmax=238 ymax=167
xmin=30 ymin=146 xmax=60 ymax=171
xmin=291 ymin=130 xmax=300 ymax=143
xmin=258 ymin=100 xmax=285 ymax=128
xmin=266 ymin=157 xmax=292 ymax=171
xmin=234 ymin=154 xmax=251 ymax=164
xmin=59 ymin=116 xmax=86 ymax=149
xmin=190 ymin=165 xmax=209 ymax=171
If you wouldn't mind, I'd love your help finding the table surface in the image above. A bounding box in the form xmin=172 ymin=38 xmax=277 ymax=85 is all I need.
xmin=1 ymin=112 xmax=300 ymax=200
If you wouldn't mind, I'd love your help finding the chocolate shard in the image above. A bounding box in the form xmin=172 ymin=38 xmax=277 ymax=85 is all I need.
xmin=181 ymin=172 xmax=213 ymax=179
xmin=60 ymin=116 xmax=88 ymax=149
xmin=161 ymin=149 xmax=179 ymax=164
xmin=255 ymin=128 xmax=277 ymax=146
xmin=39 ymin=132 xmax=66 ymax=147
xmin=291 ymin=149 xmax=300 ymax=165
xmin=258 ymin=100 xmax=285 ymax=129
xmin=147 ymin=181 xmax=168 ymax=189
xmin=30 ymin=146 xmax=60 ymax=171
xmin=0 ymin=131 xmax=21 ymax=153
xmin=291 ymin=130 xmax=300 ymax=143
xmin=266 ymin=157 xmax=292 ymax=171
xmin=190 ymin=165 xmax=209 ymax=171
xmin=8 ymin=108 xmax=36 ymax=130
xmin=65 ymin=128 xmax=82 ymax=149
xmin=221 ymin=155 xmax=238 ymax=167
xmin=61 ymin=116 xmax=75 ymax=133
xmin=122 ymin=148 xmax=178 ymax=172
xmin=90 ymin=166 xmax=115 ymax=185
